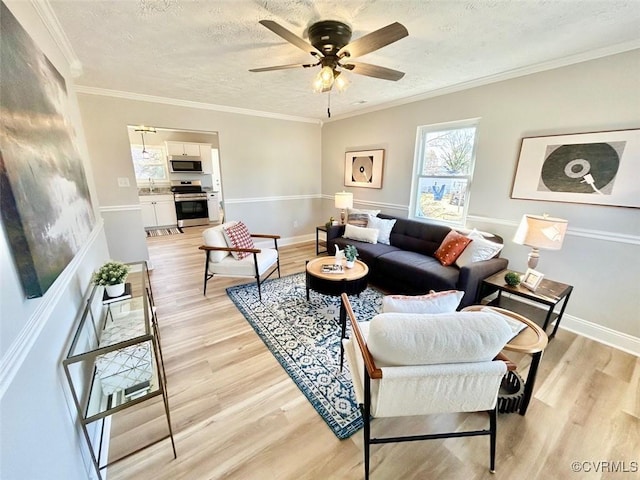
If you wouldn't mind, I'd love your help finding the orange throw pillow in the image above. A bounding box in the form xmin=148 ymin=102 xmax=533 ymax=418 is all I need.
xmin=434 ymin=230 xmax=472 ymax=266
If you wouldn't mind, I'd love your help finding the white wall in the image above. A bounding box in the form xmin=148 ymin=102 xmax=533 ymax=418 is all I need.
xmin=1 ymin=1 xmax=111 ymax=478
xmin=77 ymin=94 xmax=323 ymax=255
xmin=321 ymin=50 xmax=640 ymax=351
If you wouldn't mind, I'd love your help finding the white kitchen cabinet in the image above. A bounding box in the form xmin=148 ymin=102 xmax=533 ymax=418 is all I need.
xmin=139 ymin=195 xmax=177 ymax=228
xmin=166 ymin=141 xmax=201 ymax=157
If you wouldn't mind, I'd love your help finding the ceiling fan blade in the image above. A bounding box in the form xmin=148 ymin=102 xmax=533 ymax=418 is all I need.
xmin=249 ymin=62 xmax=316 ymax=72
xmin=259 ymin=20 xmax=323 ymax=56
xmin=342 ymin=61 xmax=405 ymax=81
xmin=337 ymin=22 xmax=408 ymax=58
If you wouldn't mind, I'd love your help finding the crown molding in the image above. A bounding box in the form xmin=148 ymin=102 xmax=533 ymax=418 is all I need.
xmin=327 ymin=41 xmax=640 ymax=122
xmin=31 ymin=0 xmax=83 ymax=77
xmin=74 ymin=86 xmax=322 ymax=125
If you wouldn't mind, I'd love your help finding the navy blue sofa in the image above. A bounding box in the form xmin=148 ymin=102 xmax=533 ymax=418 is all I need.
xmin=326 ymin=214 xmax=508 ymax=308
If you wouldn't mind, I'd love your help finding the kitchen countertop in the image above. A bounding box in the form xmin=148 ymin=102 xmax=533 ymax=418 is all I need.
xmin=138 ymin=188 xmax=173 ymax=196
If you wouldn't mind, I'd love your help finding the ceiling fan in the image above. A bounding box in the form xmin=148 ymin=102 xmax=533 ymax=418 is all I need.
xmin=250 ymin=19 xmax=409 ymax=94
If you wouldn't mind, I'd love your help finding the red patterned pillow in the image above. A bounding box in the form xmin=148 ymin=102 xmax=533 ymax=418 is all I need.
xmin=222 ymin=222 xmax=255 ymax=260
xmin=434 ymin=230 xmax=472 ymax=266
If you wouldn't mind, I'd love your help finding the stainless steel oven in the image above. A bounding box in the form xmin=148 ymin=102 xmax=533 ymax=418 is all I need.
xmin=171 ymin=181 xmax=209 ymax=227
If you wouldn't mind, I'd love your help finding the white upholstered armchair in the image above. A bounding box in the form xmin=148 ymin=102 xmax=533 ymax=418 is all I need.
xmin=341 ymin=293 xmax=516 ymax=479
xmin=199 ymin=221 xmax=280 ymax=301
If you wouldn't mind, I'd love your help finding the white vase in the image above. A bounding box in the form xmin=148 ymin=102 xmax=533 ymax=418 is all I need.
xmin=345 ymin=260 xmax=355 ymax=269
xmin=105 ymin=283 xmax=125 ymax=297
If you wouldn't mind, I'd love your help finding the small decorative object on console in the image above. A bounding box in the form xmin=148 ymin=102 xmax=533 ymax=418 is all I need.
xmin=93 ymin=261 xmax=130 ymax=297
xmin=504 ymin=271 xmax=521 ymax=287
xmin=521 ymin=268 xmax=544 ymax=291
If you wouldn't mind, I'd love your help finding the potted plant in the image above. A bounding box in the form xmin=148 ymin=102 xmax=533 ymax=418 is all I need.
xmin=504 ymin=271 xmax=521 ymax=287
xmin=325 ymin=216 xmax=335 ymax=230
xmin=93 ymin=260 xmax=130 ymax=297
xmin=344 ymin=244 xmax=358 ymax=268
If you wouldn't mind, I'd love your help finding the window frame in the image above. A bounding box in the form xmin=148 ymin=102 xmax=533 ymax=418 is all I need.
xmin=408 ymin=118 xmax=480 ymax=227
xmin=130 ymin=144 xmax=170 ymax=187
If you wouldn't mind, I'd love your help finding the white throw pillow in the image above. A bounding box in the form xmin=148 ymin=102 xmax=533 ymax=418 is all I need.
xmin=367 ymin=214 xmax=396 ymax=245
xmin=382 ymin=290 xmax=464 ymax=314
xmin=343 ymin=224 xmax=379 ymax=244
xmin=203 ymin=222 xmax=237 ymax=262
xmin=455 ymin=229 xmax=504 ymax=267
xmin=367 ymin=311 xmax=513 ymax=366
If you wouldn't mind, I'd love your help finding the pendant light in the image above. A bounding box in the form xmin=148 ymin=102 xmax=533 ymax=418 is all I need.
xmin=134 ymin=126 xmax=156 ymax=159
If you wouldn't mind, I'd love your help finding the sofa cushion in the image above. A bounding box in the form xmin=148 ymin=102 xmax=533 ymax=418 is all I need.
xmin=379 ymin=214 xmax=451 ymax=256
xmin=455 ymin=229 xmax=504 ymax=267
xmin=367 ymin=214 xmax=396 ymax=245
xmin=375 ymin=251 xmax=459 ymax=292
xmin=223 ymin=221 xmax=254 ymax=260
xmin=434 ymin=230 xmax=472 ymax=266
xmin=343 ymin=224 xmax=379 ymax=244
xmin=382 ymin=290 xmax=464 ymax=314
xmin=367 ymin=311 xmax=513 ymax=366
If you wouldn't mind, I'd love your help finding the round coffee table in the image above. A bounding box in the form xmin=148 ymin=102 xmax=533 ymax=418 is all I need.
xmin=305 ymin=257 xmax=369 ymax=301
xmin=306 ymin=257 xmax=369 ymax=369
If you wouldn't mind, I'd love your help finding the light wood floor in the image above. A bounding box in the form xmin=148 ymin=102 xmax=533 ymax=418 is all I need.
xmin=107 ymin=226 xmax=639 ymax=480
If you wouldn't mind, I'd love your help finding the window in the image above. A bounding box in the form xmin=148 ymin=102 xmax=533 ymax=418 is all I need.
xmin=131 ymin=145 xmax=169 ymax=184
xmin=410 ymin=120 xmax=479 ymax=225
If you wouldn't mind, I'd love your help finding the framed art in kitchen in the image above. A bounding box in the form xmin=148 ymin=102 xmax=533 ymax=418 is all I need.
xmin=344 ymin=149 xmax=384 ymax=189
xmin=511 ymin=129 xmax=640 ymax=208
xmin=0 ymin=3 xmax=95 ymax=298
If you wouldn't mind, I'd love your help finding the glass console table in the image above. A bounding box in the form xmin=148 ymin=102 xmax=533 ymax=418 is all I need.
xmin=62 ymin=262 xmax=176 ymax=479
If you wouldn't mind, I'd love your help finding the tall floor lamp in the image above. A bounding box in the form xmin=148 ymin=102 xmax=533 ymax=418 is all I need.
xmin=335 ymin=192 xmax=353 ymax=225
xmin=513 ymin=214 xmax=568 ymax=269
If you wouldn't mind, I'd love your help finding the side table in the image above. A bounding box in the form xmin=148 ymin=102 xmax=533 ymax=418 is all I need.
xmin=477 ymin=269 xmax=573 ymax=338
xmin=463 ymin=305 xmax=548 ymax=415
xmin=316 ymin=225 xmax=328 ymax=255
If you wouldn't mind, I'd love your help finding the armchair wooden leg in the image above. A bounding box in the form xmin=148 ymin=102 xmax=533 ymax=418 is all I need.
xmin=363 ymin=371 xmax=372 ymax=480
xmin=203 ymin=251 xmax=211 ymax=296
xmin=489 ymin=406 xmax=497 ymax=473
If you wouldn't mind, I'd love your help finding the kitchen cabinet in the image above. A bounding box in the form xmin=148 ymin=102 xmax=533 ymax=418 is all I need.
xmin=165 ymin=141 xmax=213 ymax=174
xmin=62 ymin=262 xmax=176 ymax=479
xmin=166 ymin=141 xmax=200 ymax=157
xmin=139 ymin=195 xmax=177 ymax=228
xmin=207 ymin=191 xmax=220 ymax=222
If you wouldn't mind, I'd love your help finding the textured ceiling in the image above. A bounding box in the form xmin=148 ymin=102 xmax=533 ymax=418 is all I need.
xmin=48 ymin=0 xmax=640 ymax=121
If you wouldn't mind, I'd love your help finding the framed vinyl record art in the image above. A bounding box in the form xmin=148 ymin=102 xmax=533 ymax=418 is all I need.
xmin=344 ymin=149 xmax=384 ymax=189
xmin=511 ymin=129 xmax=640 ymax=208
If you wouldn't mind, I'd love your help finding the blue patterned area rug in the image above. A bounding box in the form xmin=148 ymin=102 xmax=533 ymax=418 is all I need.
xmin=226 ymin=272 xmax=383 ymax=439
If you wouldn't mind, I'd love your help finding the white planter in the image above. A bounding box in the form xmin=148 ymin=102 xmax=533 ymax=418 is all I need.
xmin=345 ymin=260 xmax=355 ymax=269
xmin=105 ymin=283 xmax=125 ymax=297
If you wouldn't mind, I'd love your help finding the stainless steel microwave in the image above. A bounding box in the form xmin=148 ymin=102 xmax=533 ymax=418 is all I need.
xmin=169 ymin=156 xmax=203 ymax=173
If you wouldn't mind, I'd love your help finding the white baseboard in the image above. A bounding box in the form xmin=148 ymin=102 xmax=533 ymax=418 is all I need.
xmin=559 ymin=314 xmax=640 ymax=357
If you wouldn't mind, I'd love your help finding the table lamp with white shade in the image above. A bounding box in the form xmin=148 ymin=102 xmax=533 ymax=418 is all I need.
xmin=513 ymin=214 xmax=568 ymax=269
xmin=335 ymin=191 xmax=353 ymax=224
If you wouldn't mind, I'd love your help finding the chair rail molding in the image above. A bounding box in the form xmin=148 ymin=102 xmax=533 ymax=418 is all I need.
xmin=0 ymin=220 xmax=106 ymax=399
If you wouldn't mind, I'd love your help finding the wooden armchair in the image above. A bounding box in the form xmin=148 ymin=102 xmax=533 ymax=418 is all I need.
xmin=341 ymin=293 xmax=517 ymax=479
xmin=199 ymin=222 xmax=280 ymax=301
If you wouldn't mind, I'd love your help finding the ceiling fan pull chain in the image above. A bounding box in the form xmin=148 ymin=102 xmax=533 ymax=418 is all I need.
xmin=327 ymin=91 xmax=331 ymax=118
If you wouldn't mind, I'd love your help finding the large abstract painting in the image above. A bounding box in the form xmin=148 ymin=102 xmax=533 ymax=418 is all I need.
xmin=511 ymin=129 xmax=640 ymax=208
xmin=0 ymin=3 xmax=95 ymax=298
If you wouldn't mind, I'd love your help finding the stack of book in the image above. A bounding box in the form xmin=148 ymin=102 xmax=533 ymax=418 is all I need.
xmin=321 ymin=264 xmax=343 ymax=274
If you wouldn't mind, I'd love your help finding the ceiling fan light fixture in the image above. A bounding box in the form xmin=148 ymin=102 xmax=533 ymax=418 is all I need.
xmin=334 ymin=72 xmax=350 ymax=92
xmin=313 ymin=65 xmax=336 ymax=92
